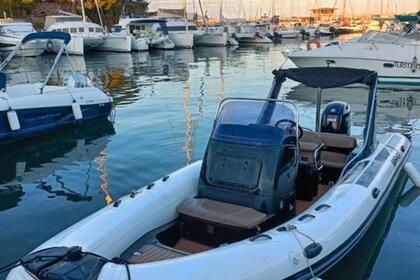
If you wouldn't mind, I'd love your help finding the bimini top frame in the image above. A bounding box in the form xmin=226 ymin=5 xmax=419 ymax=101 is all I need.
xmin=0 ymin=31 xmax=72 ymax=94
xmin=266 ymin=67 xmax=379 ymax=175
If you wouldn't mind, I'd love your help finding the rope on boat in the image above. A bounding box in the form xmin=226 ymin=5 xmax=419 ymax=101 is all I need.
xmin=286 ymin=224 xmax=320 ymax=280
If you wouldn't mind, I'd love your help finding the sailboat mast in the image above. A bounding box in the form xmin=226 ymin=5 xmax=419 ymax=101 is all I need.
xmin=198 ymin=0 xmax=208 ymax=32
xmin=80 ymin=0 xmax=86 ymax=22
xmin=219 ymin=0 xmax=223 ymax=24
xmin=94 ymin=0 xmax=104 ymax=30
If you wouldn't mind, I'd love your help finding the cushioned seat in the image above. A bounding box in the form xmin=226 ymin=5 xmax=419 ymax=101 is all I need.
xmin=300 ymin=131 xmax=357 ymax=169
xmin=299 ymin=131 xmax=323 ymax=166
xmin=177 ymin=198 xmax=267 ymax=230
xmin=320 ymin=133 xmax=357 ymax=150
xmin=321 ymin=151 xmax=349 ymax=169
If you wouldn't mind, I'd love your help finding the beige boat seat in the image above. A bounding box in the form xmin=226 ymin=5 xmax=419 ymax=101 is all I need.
xmin=299 ymin=131 xmax=323 ymax=166
xmin=319 ymin=133 xmax=357 ymax=169
xmin=177 ymin=198 xmax=268 ymax=230
xmin=299 ymin=131 xmax=357 ymax=170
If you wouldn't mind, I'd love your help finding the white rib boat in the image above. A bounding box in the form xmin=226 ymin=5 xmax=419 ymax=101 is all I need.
xmin=288 ymin=31 xmax=420 ymax=89
xmin=5 ymin=67 xmax=412 ymax=280
xmin=0 ymin=21 xmax=46 ymax=57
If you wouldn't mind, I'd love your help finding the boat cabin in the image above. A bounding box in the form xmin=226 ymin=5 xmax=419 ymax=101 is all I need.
xmin=118 ymin=17 xmax=170 ymax=37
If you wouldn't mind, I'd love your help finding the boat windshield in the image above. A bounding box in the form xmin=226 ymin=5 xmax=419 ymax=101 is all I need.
xmin=356 ymin=30 xmax=418 ymax=44
xmin=0 ymin=24 xmax=35 ymax=35
xmin=212 ymin=99 xmax=298 ymax=146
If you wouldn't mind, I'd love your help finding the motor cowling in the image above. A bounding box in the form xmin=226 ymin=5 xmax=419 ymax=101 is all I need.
xmin=321 ymin=101 xmax=351 ymax=135
xmin=62 ymin=73 xmax=92 ymax=88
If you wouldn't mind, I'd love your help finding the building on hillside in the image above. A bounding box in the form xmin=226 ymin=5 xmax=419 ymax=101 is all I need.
xmin=310 ymin=7 xmax=336 ymax=21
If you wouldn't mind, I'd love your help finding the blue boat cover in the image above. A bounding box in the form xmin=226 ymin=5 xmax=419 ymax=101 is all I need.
xmin=0 ymin=73 xmax=5 ymax=91
xmin=22 ymin=32 xmax=71 ymax=45
xmin=274 ymin=67 xmax=377 ymax=89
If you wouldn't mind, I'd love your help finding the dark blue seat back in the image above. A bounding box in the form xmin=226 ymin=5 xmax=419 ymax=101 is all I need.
xmin=0 ymin=73 xmax=5 ymax=91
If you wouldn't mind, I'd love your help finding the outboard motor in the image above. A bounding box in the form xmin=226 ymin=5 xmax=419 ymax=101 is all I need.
xmin=321 ymin=101 xmax=351 ymax=135
xmin=62 ymin=72 xmax=92 ymax=88
xmin=198 ymin=100 xmax=298 ymax=218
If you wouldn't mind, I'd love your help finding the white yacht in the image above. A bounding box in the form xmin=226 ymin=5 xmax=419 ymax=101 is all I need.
xmin=165 ymin=18 xmax=195 ymax=48
xmin=45 ymin=14 xmax=105 ymax=55
xmin=0 ymin=21 xmax=46 ymax=57
xmin=275 ymin=28 xmax=299 ymax=39
xmin=232 ymin=24 xmax=272 ymax=45
xmin=288 ymin=31 xmax=420 ymax=89
xmin=118 ymin=17 xmax=175 ymax=50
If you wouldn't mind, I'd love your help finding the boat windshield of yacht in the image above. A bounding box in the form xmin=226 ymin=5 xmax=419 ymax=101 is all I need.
xmin=356 ymin=30 xmax=419 ymax=45
xmin=0 ymin=23 xmax=36 ymax=37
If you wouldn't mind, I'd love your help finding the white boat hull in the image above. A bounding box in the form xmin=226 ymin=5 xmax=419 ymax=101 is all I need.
xmin=131 ymin=37 xmax=149 ymax=51
xmin=169 ymin=32 xmax=194 ymax=48
xmin=95 ymin=34 xmax=132 ymax=52
xmin=48 ymin=36 xmax=105 ymax=55
xmin=275 ymin=30 xmax=299 ymax=39
xmin=0 ymin=35 xmax=46 ymax=57
xmin=288 ymin=42 xmax=420 ymax=89
xmin=6 ymin=133 xmax=411 ymax=280
xmin=194 ymin=32 xmax=227 ymax=47
xmin=234 ymin=33 xmax=272 ymax=44
xmin=149 ymin=36 xmax=175 ymax=50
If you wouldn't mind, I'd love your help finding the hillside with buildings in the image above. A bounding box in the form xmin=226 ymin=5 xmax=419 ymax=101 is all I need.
xmin=0 ymin=0 xmax=148 ymax=29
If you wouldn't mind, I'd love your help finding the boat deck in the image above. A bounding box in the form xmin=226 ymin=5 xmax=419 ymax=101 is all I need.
xmin=128 ymin=239 xmax=211 ymax=264
xmin=126 ymin=185 xmax=330 ymax=264
xmin=296 ymin=184 xmax=329 ymax=215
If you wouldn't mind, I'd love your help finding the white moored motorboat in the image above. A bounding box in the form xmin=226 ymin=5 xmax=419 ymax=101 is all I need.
xmin=165 ymin=18 xmax=195 ymax=49
xmin=0 ymin=32 xmax=112 ymax=143
xmin=118 ymin=17 xmax=175 ymax=50
xmin=288 ymin=31 xmax=420 ymax=89
xmin=0 ymin=21 xmax=46 ymax=57
xmin=5 ymin=67 xmax=412 ymax=280
xmin=275 ymin=28 xmax=300 ymax=39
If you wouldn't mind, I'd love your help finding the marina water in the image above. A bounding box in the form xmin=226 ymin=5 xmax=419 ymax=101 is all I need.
xmin=0 ymin=38 xmax=420 ymax=279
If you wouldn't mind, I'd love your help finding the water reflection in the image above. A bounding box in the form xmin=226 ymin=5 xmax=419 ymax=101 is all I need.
xmin=286 ymin=84 xmax=420 ymax=135
xmin=0 ymin=120 xmax=115 ymax=211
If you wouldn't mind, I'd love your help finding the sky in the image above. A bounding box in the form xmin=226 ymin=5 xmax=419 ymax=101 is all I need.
xmin=148 ymin=0 xmax=419 ymax=19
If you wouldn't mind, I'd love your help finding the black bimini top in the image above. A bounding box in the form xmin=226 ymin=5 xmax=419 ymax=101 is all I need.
xmin=274 ymin=67 xmax=378 ymax=89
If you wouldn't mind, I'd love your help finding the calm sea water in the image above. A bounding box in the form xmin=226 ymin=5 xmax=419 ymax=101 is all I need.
xmin=1 ymin=38 xmax=420 ymax=279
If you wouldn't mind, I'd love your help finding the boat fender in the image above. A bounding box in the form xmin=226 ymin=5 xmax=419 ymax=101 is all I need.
xmin=411 ymin=56 xmax=418 ymax=72
xmin=307 ymin=38 xmax=321 ymax=50
xmin=7 ymin=110 xmax=20 ymax=131
xmin=162 ymin=175 xmax=170 ymax=182
xmin=404 ymin=162 xmax=420 ymax=188
xmin=304 ymin=243 xmax=322 ymax=259
xmin=146 ymin=183 xmax=155 ymax=190
xmin=72 ymin=102 xmax=83 ymax=120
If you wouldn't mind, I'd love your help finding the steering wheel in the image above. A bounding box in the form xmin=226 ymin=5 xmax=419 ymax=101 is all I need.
xmin=274 ymin=119 xmax=303 ymax=139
